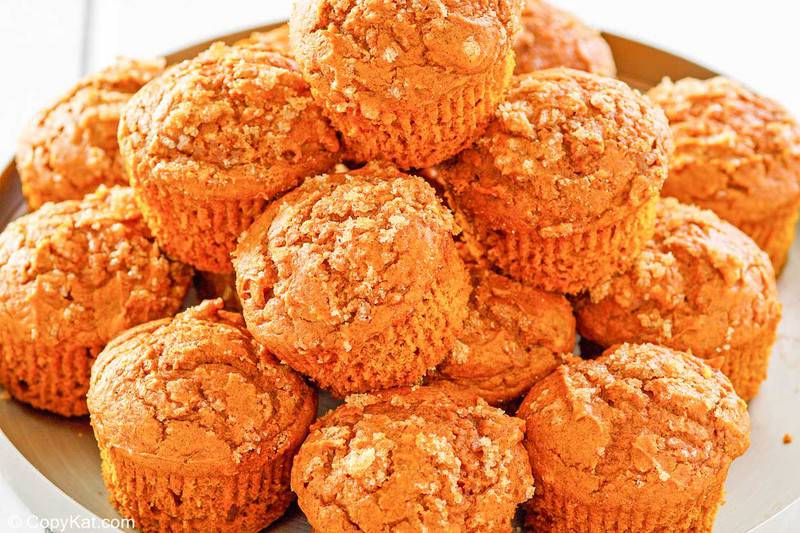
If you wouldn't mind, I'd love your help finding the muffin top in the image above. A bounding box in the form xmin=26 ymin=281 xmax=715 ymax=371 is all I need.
xmin=88 ymin=299 xmax=317 ymax=474
xmin=291 ymin=0 xmax=522 ymax=109
xmin=514 ymin=0 xmax=615 ymax=76
xmin=517 ymin=343 xmax=750 ymax=504
xmin=292 ymin=387 xmax=533 ymax=533
xmin=233 ymin=163 xmax=470 ymax=394
xmin=235 ymin=24 xmax=292 ymax=56
xmin=648 ymin=76 xmax=800 ymax=221
xmin=442 ymin=68 xmax=671 ymax=234
xmin=16 ymin=57 xmax=165 ymax=209
xmin=432 ymin=268 xmax=575 ymax=405
xmin=577 ymin=198 xmax=780 ymax=358
xmin=118 ymin=42 xmax=340 ymax=200
xmin=0 ymin=186 xmax=191 ymax=350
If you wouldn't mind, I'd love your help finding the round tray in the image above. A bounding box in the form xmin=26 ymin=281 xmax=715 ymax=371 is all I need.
xmin=1 ymin=23 xmax=799 ymax=533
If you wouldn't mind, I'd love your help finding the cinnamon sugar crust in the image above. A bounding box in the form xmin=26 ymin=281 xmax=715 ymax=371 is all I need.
xmin=16 ymin=57 xmax=165 ymax=209
xmin=0 ymin=186 xmax=191 ymax=416
xmin=233 ymin=163 xmax=470 ymax=397
xmin=290 ymin=0 xmax=523 ymax=168
xmin=514 ymin=0 xmax=615 ymax=76
xmin=292 ymin=387 xmax=533 ymax=532
xmin=518 ymin=343 xmax=750 ymax=532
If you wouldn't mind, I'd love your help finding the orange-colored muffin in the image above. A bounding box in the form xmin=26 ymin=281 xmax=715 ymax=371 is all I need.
xmin=441 ymin=68 xmax=671 ymax=293
xmin=194 ymin=271 xmax=241 ymax=312
xmin=514 ymin=0 xmax=615 ymax=76
xmin=88 ymin=300 xmax=317 ymax=533
xmin=233 ymin=163 xmax=470 ymax=397
xmin=292 ymin=386 xmax=533 ymax=532
xmin=429 ymin=268 xmax=575 ymax=405
xmin=235 ymin=24 xmax=292 ymax=56
xmin=576 ymin=198 xmax=781 ymax=400
xmin=118 ymin=42 xmax=341 ymax=273
xmin=290 ymin=0 xmax=522 ymax=169
xmin=517 ymin=343 xmax=750 ymax=533
xmin=16 ymin=57 xmax=165 ymax=209
xmin=648 ymin=76 xmax=800 ymax=273
xmin=0 ymin=186 xmax=191 ymax=416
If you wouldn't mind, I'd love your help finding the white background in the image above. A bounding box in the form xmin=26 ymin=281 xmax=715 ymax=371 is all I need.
xmin=0 ymin=1 xmax=798 ymax=531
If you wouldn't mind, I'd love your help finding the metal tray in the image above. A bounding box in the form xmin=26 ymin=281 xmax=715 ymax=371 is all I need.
xmin=0 ymin=23 xmax=798 ymax=533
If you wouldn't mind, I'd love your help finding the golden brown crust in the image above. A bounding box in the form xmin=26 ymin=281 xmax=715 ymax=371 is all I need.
xmin=292 ymin=387 xmax=533 ymax=533
xmin=517 ymin=343 xmax=750 ymax=532
xmin=429 ymin=268 xmax=575 ymax=405
xmin=514 ymin=0 xmax=615 ymax=76
xmin=441 ymin=69 xmax=670 ymax=292
xmin=88 ymin=299 xmax=317 ymax=531
xmin=576 ymin=198 xmax=781 ymax=400
xmin=16 ymin=58 xmax=165 ymax=209
xmin=0 ymin=186 xmax=191 ymax=416
xmin=290 ymin=0 xmax=523 ymax=168
xmin=119 ymin=42 xmax=341 ymax=272
xmin=648 ymin=77 xmax=800 ymax=273
xmin=235 ymin=24 xmax=292 ymax=56
xmin=233 ymin=163 xmax=470 ymax=397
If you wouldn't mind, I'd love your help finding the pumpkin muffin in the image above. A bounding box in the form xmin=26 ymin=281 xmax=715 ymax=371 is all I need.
xmin=232 ymin=163 xmax=470 ymax=397
xmin=118 ymin=42 xmax=341 ymax=273
xmin=292 ymin=386 xmax=534 ymax=532
xmin=648 ymin=76 xmax=800 ymax=273
xmin=88 ymin=299 xmax=316 ymax=532
xmin=235 ymin=24 xmax=292 ymax=56
xmin=576 ymin=198 xmax=781 ymax=400
xmin=16 ymin=57 xmax=165 ymax=209
xmin=429 ymin=268 xmax=575 ymax=405
xmin=441 ymin=68 xmax=671 ymax=293
xmin=0 ymin=186 xmax=191 ymax=416
xmin=514 ymin=0 xmax=615 ymax=76
xmin=518 ymin=343 xmax=750 ymax=533
xmin=290 ymin=0 xmax=522 ymax=169
xmin=194 ymin=271 xmax=241 ymax=312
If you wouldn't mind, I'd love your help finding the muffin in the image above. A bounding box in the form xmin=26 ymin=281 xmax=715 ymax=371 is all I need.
xmin=16 ymin=57 xmax=165 ymax=209
xmin=194 ymin=271 xmax=241 ymax=311
xmin=290 ymin=0 xmax=522 ymax=169
xmin=88 ymin=300 xmax=316 ymax=532
xmin=118 ymin=42 xmax=341 ymax=273
xmin=0 ymin=186 xmax=191 ymax=416
xmin=235 ymin=24 xmax=292 ymax=56
xmin=233 ymin=163 xmax=471 ymax=397
xmin=576 ymin=198 xmax=781 ymax=400
xmin=429 ymin=268 xmax=576 ymax=405
xmin=648 ymin=76 xmax=800 ymax=273
xmin=514 ymin=0 xmax=616 ymax=76
xmin=292 ymin=386 xmax=534 ymax=532
xmin=441 ymin=68 xmax=671 ymax=293
xmin=517 ymin=343 xmax=750 ymax=532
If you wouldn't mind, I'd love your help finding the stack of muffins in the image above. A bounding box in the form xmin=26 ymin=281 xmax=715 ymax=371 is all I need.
xmin=3 ymin=0 xmax=797 ymax=531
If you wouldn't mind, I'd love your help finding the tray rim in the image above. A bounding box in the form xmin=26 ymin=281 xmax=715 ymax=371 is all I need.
xmin=0 ymin=20 xmax=795 ymax=533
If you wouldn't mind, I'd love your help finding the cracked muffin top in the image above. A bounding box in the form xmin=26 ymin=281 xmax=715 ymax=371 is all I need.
xmin=292 ymin=386 xmax=534 ymax=532
xmin=517 ymin=343 xmax=750 ymax=505
xmin=0 ymin=186 xmax=191 ymax=350
xmin=648 ymin=76 xmax=800 ymax=222
xmin=431 ymin=268 xmax=575 ymax=405
xmin=235 ymin=24 xmax=293 ymax=56
xmin=233 ymin=163 xmax=470 ymax=396
xmin=16 ymin=57 xmax=165 ymax=209
xmin=290 ymin=0 xmax=522 ymax=113
xmin=88 ymin=299 xmax=317 ymax=474
xmin=514 ymin=0 xmax=615 ymax=76
xmin=576 ymin=198 xmax=780 ymax=358
xmin=118 ymin=42 xmax=340 ymax=200
xmin=441 ymin=68 xmax=671 ymax=235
